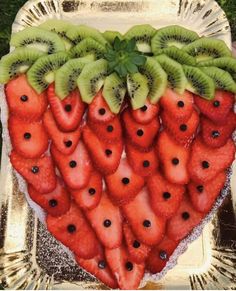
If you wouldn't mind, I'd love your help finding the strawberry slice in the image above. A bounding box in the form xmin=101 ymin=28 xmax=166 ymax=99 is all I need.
xmin=188 ymin=137 xmax=235 ymax=183
xmin=194 ymin=90 xmax=234 ymax=124
xmin=161 ymin=109 xmax=199 ymax=146
xmin=160 ymin=88 xmax=194 ymax=121
xmin=105 ymin=158 xmax=145 ymax=205
xmin=51 ymin=140 xmax=92 ymax=189
xmin=47 ymin=84 xmax=85 ymax=132
xmin=147 ymin=172 xmax=185 ymax=218
xmin=146 ymin=236 xmax=179 ymax=274
xmin=43 ymin=110 xmax=81 ymax=155
xmin=105 ymin=245 xmax=145 ymax=290
xmin=9 ymin=116 xmax=48 ymax=159
xmin=10 ymin=151 xmax=56 ymax=194
xmin=167 ymin=196 xmax=203 ymax=241
xmin=75 ymin=244 xmax=118 ymax=289
xmin=85 ymin=192 xmax=123 ymax=249
xmin=5 ymin=74 xmax=47 ymax=121
xmin=123 ymin=109 xmax=160 ymax=151
xmin=88 ymin=91 xmax=115 ymax=123
xmin=28 ymin=177 xmax=71 ymax=216
xmin=201 ymin=111 xmax=236 ymax=148
xmin=88 ymin=116 xmax=122 ymax=144
xmin=126 ymin=143 xmax=158 ymax=177
xmin=123 ymin=223 xmax=151 ymax=264
xmin=131 ymin=99 xmax=160 ymax=124
xmin=47 ymin=203 xmax=99 ymax=259
xmin=188 ymin=171 xmax=227 ymax=213
xmin=156 ymin=131 xmax=190 ymax=185
xmin=122 ymin=188 xmax=166 ymax=246
xmin=70 ymin=170 xmax=102 ymax=210
xmin=83 ymin=126 xmax=123 ymax=175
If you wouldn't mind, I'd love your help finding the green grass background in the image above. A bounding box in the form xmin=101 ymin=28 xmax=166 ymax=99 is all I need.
xmin=0 ymin=0 xmax=235 ymax=58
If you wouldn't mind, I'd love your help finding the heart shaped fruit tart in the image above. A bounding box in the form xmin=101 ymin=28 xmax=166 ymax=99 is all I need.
xmin=0 ymin=20 xmax=236 ymax=289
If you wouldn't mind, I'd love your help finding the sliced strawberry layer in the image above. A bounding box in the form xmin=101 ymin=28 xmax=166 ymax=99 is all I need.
xmin=105 ymin=158 xmax=145 ymax=205
xmin=131 ymin=99 xmax=160 ymax=124
xmin=5 ymin=74 xmax=47 ymax=121
xmin=123 ymin=223 xmax=151 ymax=264
xmin=47 ymin=84 xmax=85 ymax=132
xmin=188 ymin=137 xmax=235 ymax=183
xmin=105 ymin=244 xmax=145 ymax=290
xmin=88 ymin=90 xmax=115 ymax=123
xmin=75 ymin=244 xmax=118 ymax=289
xmin=28 ymin=177 xmax=71 ymax=216
xmin=9 ymin=116 xmax=48 ymax=159
xmin=70 ymin=170 xmax=102 ymax=210
xmin=147 ymin=172 xmax=185 ymax=218
xmin=123 ymin=109 xmax=160 ymax=151
xmin=51 ymin=140 xmax=92 ymax=190
xmin=188 ymin=171 xmax=227 ymax=213
xmin=156 ymin=131 xmax=190 ymax=185
xmin=83 ymin=126 xmax=123 ymax=175
xmin=47 ymin=203 xmax=99 ymax=259
xmin=85 ymin=192 xmax=123 ymax=249
xmin=10 ymin=151 xmax=56 ymax=194
xmin=43 ymin=110 xmax=81 ymax=155
xmin=167 ymin=196 xmax=203 ymax=241
xmin=160 ymin=88 xmax=194 ymax=121
xmin=122 ymin=188 xmax=166 ymax=246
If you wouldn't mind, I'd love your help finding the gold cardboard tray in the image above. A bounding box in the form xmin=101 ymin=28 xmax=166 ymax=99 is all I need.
xmin=0 ymin=0 xmax=236 ymax=289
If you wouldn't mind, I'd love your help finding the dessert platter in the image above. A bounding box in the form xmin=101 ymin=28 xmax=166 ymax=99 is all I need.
xmin=0 ymin=0 xmax=236 ymax=289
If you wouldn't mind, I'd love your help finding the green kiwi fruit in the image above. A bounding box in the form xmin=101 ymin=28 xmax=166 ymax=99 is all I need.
xmin=10 ymin=27 xmax=65 ymax=54
xmin=127 ymin=72 xmax=149 ymax=109
xmin=77 ymin=59 xmax=108 ymax=103
xmin=151 ymin=25 xmax=199 ymax=55
xmin=27 ymin=52 xmax=69 ymax=93
xmin=55 ymin=57 xmax=93 ymax=99
xmin=0 ymin=48 xmax=45 ymax=84
xmin=66 ymin=25 xmax=108 ymax=47
xmin=182 ymin=38 xmax=232 ymax=62
xmin=155 ymin=55 xmax=187 ymax=94
xmin=39 ymin=19 xmax=74 ymax=50
xmin=183 ymin=65 xmax=215 ymax=100
xmin=103 ymin=73 xmax=126 ymax=113
xmin=124 ymin=24 xmax=156 ymax=53
xmin=139 ymin=57 xmax=167 ymax=104
xmin=200 ymin=66 xmax=236 ymax=93
xmin=103 ymin=31 xmax=123 ymax=44
xmin=69 ymin=38 xmax=106 ymax=59
xmin=156 ymin=47 xmax=196 ymax=65
xmin=198 ymin=57 xmax=236 ymax=82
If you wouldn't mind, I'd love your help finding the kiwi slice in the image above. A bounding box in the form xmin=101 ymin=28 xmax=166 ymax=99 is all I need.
xmin=182 ymin=38 xmax=232 ymax=62
xmin=156 ymin=47 xmax=196 ymax=65
xmin=103 ymin=73 xmax=126 ymax=113
xmin=55 ymin=57 xmax=93 ymax=99
xmin=77 ymin=59 xmax=108 ymax=103
xmin=127 ymin=72 xmax=149 ymax=109
xmin=151 ymin=25 xmax=199 ymax=55
xmin=0 ymin=48 xmax=45 ymax=84
xmin=27 ymin=52 xmax=69 ymax=93
xmin=69 ymin=38 xmax=106 ymax=59
xmin=124 ymin=24 xmax=156 ymax=53
xmin=183 ymin=65 xmax=215 ymax=100
xmin=39 ymin=19 xmax=74 ymax=50
xmin=10 ymin=27 xmax=65 ymax=54
xmin=103 ymin=31 xmax=123 ymax=44
xmin=198 ymin=57 xmax=236 ymax=82
xmin=155 ymin=55 xmax=187 ymax=94
xmin=200 ymin=66 xmax=236 ymax=93
xmin=66 ymin=25 xmax=108 ymax=47
xmin=139 ymin=57 xmax=167 ymax=104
